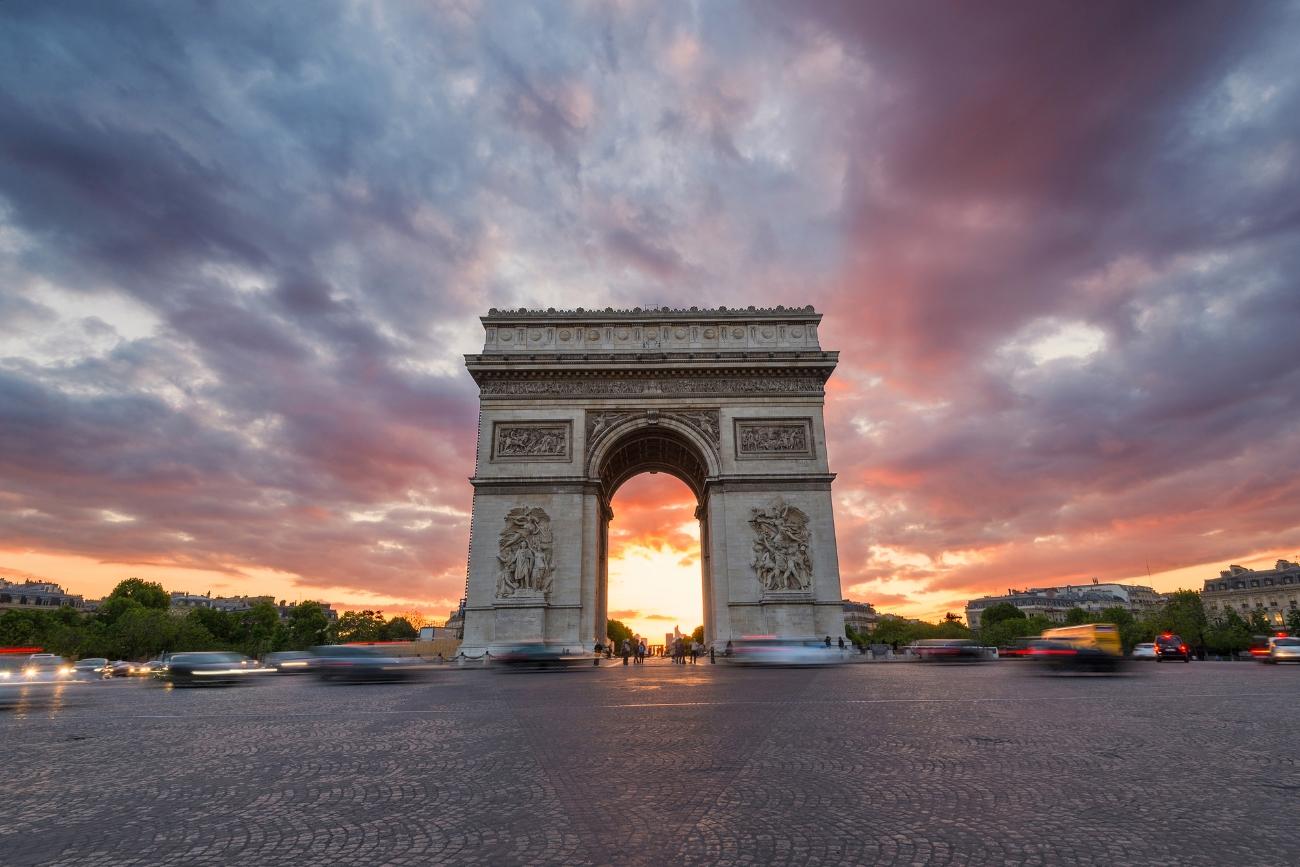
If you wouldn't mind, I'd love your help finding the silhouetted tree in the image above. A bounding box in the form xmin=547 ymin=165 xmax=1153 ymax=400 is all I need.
xmin=384 ymin=617 xmax=418 ymax=641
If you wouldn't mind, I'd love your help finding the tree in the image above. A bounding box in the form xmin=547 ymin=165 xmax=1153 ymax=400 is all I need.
xmin=1096 ymin=606 xmax=1142 ymax=653
xmin=106 ymin=578 xmax=170 ymax=611
xmin=979 ymin=614 xmax=1051 ymax=649
xmin=690 ymin=625 xmax=705 ymax=644
xmin=285 ymin=602 xmax=331 ymax=648
xmin=333 ymin=610 xmax=386 ymax=643
xmin=1287 ymin=608 xmax=1300 ymax=636
xmin=232 ymin=601 xmax=282 ymax=657
xmin=606 ymin=619 xmax=633 ymax=645
xmin=1064 ymin=607 xmax=1090 ymax=626
xmin=1154 ymin=590 xmax=1208 ymax=653
xmin=1247 ymin=609 xmax=1272 ymax=635
xmin=1204 ymin=609 xmax=1252 ymax=656
xmin=979 ymin=603 xmax=1026 ymax=628
xmin=384 ymin=617 xmax=418 ymax=641
xmin=112 ymin=607 xmax=180 ymax=659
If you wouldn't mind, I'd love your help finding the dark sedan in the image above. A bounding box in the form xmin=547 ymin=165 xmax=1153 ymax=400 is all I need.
xmin=263 ymin=650 xmax=316 ymax=673
xmin=1155 ymin=633 xmax=1191 ymax=662
xmin=310 ymin=645 xmax=434 ymax=683
xmin=491 ymin=643 xmax=592 ymax=671
xmin=156 ymin=652 xmax=274 ymax=687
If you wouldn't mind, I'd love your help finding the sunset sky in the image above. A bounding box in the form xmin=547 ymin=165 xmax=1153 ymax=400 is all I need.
xmin=2 ymin=2 xmax=1299 ymax=631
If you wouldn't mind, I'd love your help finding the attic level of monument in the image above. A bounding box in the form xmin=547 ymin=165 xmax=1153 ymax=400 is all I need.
xmin=484 ymin=303 xmax=819 ymax=318
xmin=476 ymin=306 xmax=826 ymax=356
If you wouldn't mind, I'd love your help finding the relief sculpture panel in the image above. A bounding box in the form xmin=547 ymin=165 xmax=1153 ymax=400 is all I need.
xmin=734 ymin=418 xmax=814 ymax=459
xmin=496 ymin=506 xmax=555 ymax=598
xmin=492 ymin=421 xmax=571 ymax=461
xmin=749 ymin=499 xmax=814 ymax=594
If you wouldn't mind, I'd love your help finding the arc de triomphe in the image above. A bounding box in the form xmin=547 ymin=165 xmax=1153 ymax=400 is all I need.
xmin=459 ymin=306 xmax=844 ymax=654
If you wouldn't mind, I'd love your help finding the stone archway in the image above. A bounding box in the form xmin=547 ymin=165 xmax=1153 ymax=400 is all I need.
xmin=590 ymin=420 xmax=715 ymax=647
xmin=458 ymin=306 xmax=846 ymax=654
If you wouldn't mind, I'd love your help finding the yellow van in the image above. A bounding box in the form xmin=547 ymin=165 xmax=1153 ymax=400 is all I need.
xmin=1032 ymin=623 xmax=1123 ymax=671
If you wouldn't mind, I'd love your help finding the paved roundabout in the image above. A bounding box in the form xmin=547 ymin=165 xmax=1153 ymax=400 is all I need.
xmin=2 ymin=660 xmax=1297 ymax=866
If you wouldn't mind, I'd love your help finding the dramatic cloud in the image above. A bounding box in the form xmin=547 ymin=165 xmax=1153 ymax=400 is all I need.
xmin=1 ymin=1 xmax=1298 ymax=618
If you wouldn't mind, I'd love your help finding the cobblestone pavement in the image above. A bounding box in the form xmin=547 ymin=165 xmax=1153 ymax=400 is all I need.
xmin=2 ymin=660 xmax=1297 ymax=866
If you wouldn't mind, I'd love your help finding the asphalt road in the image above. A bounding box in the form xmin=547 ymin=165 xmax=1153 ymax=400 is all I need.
xmin=1 ymin=659 xmax=1297 ymax=866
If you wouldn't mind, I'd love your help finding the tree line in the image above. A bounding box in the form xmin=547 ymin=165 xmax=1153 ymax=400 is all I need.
xmin=850 ymin=590 xmax=1300 ymax=656
xmin=0 ymin=578 xmax=419 ymax=661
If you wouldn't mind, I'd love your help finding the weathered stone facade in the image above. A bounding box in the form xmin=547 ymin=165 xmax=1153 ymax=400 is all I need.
xmin=459 ymin=306 xmax=846 ymax=653
xmin=1202 ymin=561 xmax=1300 ymax=628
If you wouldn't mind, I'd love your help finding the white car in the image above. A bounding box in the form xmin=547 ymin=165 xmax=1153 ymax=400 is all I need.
xmin=1264 ymin=636 xmax=1300 ymax=663
xmin=726 ymin=637 xmax=842 ymax=667
xmin=1132 ymin=643 xmax=1157 ymax=660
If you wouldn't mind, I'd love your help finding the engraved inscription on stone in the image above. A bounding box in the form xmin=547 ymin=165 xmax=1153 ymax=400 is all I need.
xmin=492 ymin=422 xmax=571 ymax=461
xmin=496 ymin=506 xmax=554 ymax=598
xmin=749 ymin=499 xmax=813 ymax=593
xmin=735 ymin=419 xmax=814 ymax=458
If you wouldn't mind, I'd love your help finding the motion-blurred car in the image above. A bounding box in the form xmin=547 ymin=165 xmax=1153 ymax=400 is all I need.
xmin=22 ymin=654 xmax=74 ymax=681
xmin=910 ymin=639 xmax=989 ymax=662
xmin=73 ymin=657 xmax=111 ymax=679
xmin=1029 ymin=624 xmax=1125 ymax=673
xmin=997 ymin=638 xmax=1038 ymax=659
xmin=108 ymin=660 xmax=136 ymax=678
xmin=156 ymin=652 xmax=274 ymax=687
xmin=311 ymin=645 xmax=434 ymax=682
xmin=263 ymin=650 xmax=316 ymax=673
xmin=726 ymin=637 xmax=841 ymax=667
xmin=1259 ymin=635 xmax=1300 ymax=664
xmin=490 ymin=643 xmax=590 ymax=671
xmin=1154 ymin=633 xmax=1191 ymax=662
xmin=1131 ymin=643 xmax=1157 ymax=660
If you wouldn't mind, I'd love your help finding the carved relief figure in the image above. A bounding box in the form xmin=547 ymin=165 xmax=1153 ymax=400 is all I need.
xmin=668 ymin=410 xmax=721 ymax=445
xmin=496 ymin=424 xmax=568 ymax=457
xmin=496 ymin=506 xmax=555 ymax=597
xmin=738 ymin=422 xmax=810 ymax=454
xmin=586 ymin=410 xmax=635 ymax=444
xmin=749 ymin=500 xmax=813 ymax=592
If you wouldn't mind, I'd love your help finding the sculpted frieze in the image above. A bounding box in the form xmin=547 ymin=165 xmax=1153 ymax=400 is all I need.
xmin=496 ymin=506 xmax=554 ymax=598
xmin=492 ymin=422 xmax=571 ymax=461
xmin=735 ymin=419 xmax=814 ymax=459
xmin=749 ymin=499 xmax=814 ymax=594
xmin=479 ymin=376 xmax=824 ymax=398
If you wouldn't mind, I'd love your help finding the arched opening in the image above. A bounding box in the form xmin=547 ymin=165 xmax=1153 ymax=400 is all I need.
xmin=606 ymin=473 xmax=703 ymax=653
xmin=593 ymin=423 xmax=716 ymax=650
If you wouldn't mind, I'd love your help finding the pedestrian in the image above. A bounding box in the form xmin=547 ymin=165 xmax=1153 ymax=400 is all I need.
xmin=593 ymin=640 xmax=603 ymax=667
xmin=621 ymin=638 xmax=631 ymax=665
xmin=725 ymin=639 xmax=733 ymax=657
xmin=709 ymin=645 xmax=715 ymax=664
xmin=824 ymin=635 xmax=832 ymax=647
xmin=690 ymin=642 xmax=699 ymax=664
xmin=638 ymin=640 xmax=647 ymax=664
xmin=838 ymin=636 xmax=845 ymax=650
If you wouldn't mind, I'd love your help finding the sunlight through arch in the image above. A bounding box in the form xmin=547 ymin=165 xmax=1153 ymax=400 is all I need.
xmin=606 ymin=473 xmax=703 ymax=646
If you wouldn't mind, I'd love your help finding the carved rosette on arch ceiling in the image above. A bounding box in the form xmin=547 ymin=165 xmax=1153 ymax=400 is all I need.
xmin=496 ymin=506 xmax=555 ymax=599
xmin=584 ymin=408 xmax=721 ymax=459
xmin=749 ymin=499 xmax=814 ymax=594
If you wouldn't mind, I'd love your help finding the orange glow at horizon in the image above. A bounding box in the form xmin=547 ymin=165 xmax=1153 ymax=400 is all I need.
xmin=0 ymin=549 xmax=460 ymax=625
xmin=605 ymin=474 xmax=704 ymax=642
